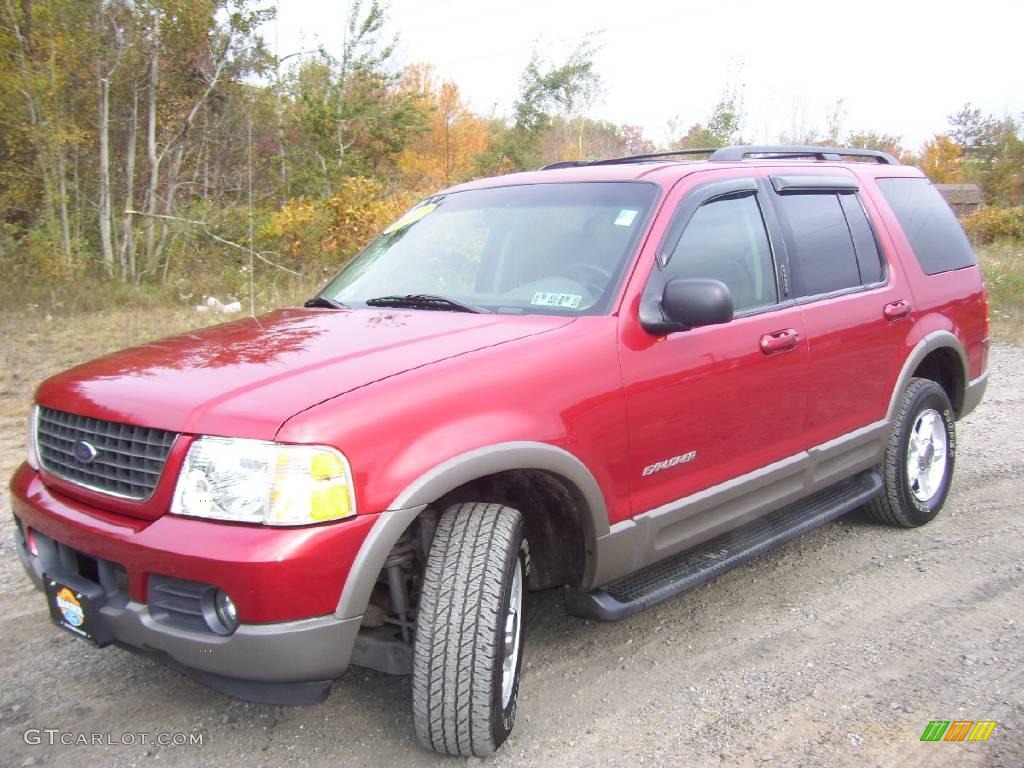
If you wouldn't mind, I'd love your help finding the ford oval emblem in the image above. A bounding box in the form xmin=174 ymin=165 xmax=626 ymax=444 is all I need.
xmin=72 ymin=440 xmax=98 ymax=464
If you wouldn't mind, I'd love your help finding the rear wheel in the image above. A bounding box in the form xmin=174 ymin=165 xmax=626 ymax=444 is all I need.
xmin=867 ymin=377 xmax=956 ymax=527
xmin=412 ymin=502 xmax=526 ymax=756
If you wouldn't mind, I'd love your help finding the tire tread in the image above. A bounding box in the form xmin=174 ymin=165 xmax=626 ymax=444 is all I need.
xmin=412 ymin=502 xmax=523 ymax=756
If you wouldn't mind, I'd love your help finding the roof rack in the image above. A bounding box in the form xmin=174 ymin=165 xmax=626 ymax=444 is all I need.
xmin=539 ymin=144 xmax=898 ymax=171
xmin=710 ymin=145 xmax=898 ymax=165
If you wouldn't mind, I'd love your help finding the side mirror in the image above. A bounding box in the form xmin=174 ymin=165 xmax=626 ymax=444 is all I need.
xmin=641 ymin=278 xmax=734 ymax=335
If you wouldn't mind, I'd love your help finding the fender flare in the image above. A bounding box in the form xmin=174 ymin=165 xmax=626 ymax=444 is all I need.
xmin=335 ymin=441 xmax=608 ymax=619
xmin=886 ymin=330 xmax=969 ymax=421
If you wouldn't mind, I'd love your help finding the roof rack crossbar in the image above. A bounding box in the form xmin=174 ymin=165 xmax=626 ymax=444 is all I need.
xmin=539 ymin=144 xmax=899 ymax=171
xmin=709 ymin=145 xmax=899 ymax=165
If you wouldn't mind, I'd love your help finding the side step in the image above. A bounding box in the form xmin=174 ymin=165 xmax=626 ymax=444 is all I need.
xmin=565 ymin=470 xmax=882 ymax=622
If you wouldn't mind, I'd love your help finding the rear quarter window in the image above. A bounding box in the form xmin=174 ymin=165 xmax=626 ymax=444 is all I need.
xmin=876 ymin=178 xmax=977 ymax=275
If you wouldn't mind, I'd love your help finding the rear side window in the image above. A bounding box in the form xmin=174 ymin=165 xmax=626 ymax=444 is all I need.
xmin=839 ymin=196 xmax=884 ymax=285
xmin=876 ymin=177 xmax=977 ymax=275
xmin=775 ymin=193 xmax=861 ymax=297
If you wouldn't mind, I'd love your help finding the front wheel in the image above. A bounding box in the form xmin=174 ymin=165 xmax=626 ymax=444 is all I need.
xmin=867 ymin=377 xmax=956 ymax=527
xmin=412 ymin=502 xmax=527 ymax=756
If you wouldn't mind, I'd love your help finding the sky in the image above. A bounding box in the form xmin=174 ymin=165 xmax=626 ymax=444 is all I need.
xmin=266 ymin=0 xmax=1024 ymax=151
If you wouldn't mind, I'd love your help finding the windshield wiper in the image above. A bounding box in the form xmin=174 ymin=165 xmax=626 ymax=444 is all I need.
xmin=364 ymin=293 xmax=491 ymax=314
xmin=304 ymin=296 xmax=348 ymax=309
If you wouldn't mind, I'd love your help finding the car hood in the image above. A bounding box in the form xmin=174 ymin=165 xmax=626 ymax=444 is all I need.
xmin=36 ymin=308 xmax=574 ymax=439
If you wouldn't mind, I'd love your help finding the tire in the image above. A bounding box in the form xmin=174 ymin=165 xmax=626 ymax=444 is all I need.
xmin=412 ymin=502 xmax=527 ymax=756
xmin=867 ymin=377 xmax=957 ymax=527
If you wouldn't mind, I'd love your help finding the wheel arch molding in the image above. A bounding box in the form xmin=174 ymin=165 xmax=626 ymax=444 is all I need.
xmin=887 ymin=330 xmax=969 ymax=421
xmin=335 ymin=441 xmax=608 ymax=619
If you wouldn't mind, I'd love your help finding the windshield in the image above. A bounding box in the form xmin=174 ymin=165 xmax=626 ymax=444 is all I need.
xmin=316 ymin=181 xmax=659 ymax=315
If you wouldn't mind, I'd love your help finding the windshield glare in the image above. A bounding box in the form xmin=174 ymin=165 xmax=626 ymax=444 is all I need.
xmin=318 ymin=182 xmax=659 ymax=315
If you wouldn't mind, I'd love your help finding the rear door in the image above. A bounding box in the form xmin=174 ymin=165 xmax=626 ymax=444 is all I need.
xmin=764 ymin=173 xmax=912 ymax=447
xmin=620 ymin=174 xmax=811 ymax=518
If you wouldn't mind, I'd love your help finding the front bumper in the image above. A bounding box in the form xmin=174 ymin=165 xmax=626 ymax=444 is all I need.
xmin=16 ymin=537 xmax=360 ymax=683
xmin=10 ymin=463 xmax=376 ymax=700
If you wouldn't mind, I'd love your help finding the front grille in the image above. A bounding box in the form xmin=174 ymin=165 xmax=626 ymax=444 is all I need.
xmin=36 ymin=407 xmax=177 ymax=500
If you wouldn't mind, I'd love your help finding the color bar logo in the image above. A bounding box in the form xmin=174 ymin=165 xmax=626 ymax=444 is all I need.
xmin=920 ymin=720 xmax=997 ymax=742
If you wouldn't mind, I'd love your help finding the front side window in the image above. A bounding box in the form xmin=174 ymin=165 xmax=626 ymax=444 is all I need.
xmin=317 ymin=182 xmax=659 ymax=315
xmin=663 ymin=193 xmax=778 ymax=312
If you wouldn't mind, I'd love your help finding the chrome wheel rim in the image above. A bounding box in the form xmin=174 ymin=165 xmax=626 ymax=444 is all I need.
xmin=906 ymin=408 xmax=947 ymax=502
xmin=501 ymin=558 xmax=523 ymax=708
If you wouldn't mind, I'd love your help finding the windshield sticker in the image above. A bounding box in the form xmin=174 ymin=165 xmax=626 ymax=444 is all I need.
xmin=382 ymin=203 xmax=437 ymax=234
xmin=614 ymin=209 xmax=639 ymax=227
xmin=531 ymin=291 xmax=583 ymax=309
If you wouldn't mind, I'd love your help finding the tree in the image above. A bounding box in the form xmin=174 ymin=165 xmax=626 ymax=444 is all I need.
xmin=485 ymin=34 xmax=602 ymax=171
xmin=396 ymin=65 xmax=491 ymax=191
xmin=671 ymin=86 xmax=745 ymax=149
xmin=824 ymin=98 xmax=846 ymax=145
xmin=534 ymin=117 xmax=653 ymax=166
xmin=94 ymin=0 xmax=127 ymax=276
xmin=137 ymin=0 xmax=274 ymax=277
xmin=0 ymin=0 xmax=275 ymax=284
xmin=846 ymin=130 xmax=908 ymax=161
xmin=918 ymin=135 xmax=964 ymax=183
xmin=947 ymin=103 xmax=989 ymax=155
xmin=945 ymin=104 xmax=1024 ymax=205
xmin=620 ymin=124 xmax=655 ymax=155
xmin=1 ymin=0 xmax=94 ymax=273
xmin=279 ymin=0 xmax=425 ymax=194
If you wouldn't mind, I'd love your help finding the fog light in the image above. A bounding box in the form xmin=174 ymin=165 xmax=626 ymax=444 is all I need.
xmin=214 ymin=590 xmax=239 ymax=632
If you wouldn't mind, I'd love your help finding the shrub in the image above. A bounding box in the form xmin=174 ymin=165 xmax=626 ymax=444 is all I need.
xmin=961 ymin=206 xmax=1024 ymax=244
xmin=260 ymin=177 xmax=416 ymax=282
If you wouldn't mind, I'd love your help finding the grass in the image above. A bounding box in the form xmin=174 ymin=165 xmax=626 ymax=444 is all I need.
xmin=977 ymin=241 xmax=1024 ymax=343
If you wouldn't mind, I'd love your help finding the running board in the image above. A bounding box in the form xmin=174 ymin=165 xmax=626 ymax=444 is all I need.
xmin=565 ymin=470 xmax=882 ymax=622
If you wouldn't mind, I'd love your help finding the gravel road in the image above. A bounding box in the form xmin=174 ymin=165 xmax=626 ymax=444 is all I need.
xmin=1 ymin=344 xmax=1021 ymax=768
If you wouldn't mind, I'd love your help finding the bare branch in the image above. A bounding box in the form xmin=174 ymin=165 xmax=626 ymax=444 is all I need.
xmin=125 ymin=210 xmax=301 ymax=276
xmin=156 ymin=33 xmax=235 ymax=165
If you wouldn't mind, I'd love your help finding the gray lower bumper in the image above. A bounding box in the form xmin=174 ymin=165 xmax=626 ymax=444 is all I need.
xmin=105 ymin=602 xmax=362 ymax=684
xmin=16 ymin=522 xmax=362 ymax=698
xmin=960 ymin=371 xmax=989 ymax=419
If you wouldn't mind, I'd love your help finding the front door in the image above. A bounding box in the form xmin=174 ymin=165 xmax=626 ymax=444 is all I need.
xmin=619 ymin=175 xmax=810 ymax=528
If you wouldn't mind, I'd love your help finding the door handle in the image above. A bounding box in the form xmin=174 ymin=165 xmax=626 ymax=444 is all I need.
xmin=884 ymin=299 xmax=912 ymax=321
xmin=760 ymin=328 xmax=800 ymax=355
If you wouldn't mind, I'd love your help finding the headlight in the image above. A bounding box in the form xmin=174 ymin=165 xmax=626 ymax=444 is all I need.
xmin=171 ymin=437 xmax=356 ymax=525
xmin=26 ymin=405 xmax=40 ymax=470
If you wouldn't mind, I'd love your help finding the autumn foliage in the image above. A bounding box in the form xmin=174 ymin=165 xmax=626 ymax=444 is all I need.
xmin=2 ymin=1 xmax=1023 ymax=308
xmin=396 ymin=66 xmax=492 ymax=193
xmin=918 ymin=136 xmax=964 ymax=183
xmin=262 ymin=178 xmax=414 ymax=275
xmin=961 ymin=207 xmax=1024 ymax=245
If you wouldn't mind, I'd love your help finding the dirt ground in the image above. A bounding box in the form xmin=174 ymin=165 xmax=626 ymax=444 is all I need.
xmin=0 ymin=310 xmax=1021 ymax=768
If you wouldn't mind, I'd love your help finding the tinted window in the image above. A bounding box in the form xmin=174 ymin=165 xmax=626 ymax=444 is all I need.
xmin=876 ymin=177 xmax=977 ymax=275
xmin=776 ymin=193 xmax=860 ymax=297
xmin=664 ymin=193 xmax=777 ymax=312
xmin=839 ymin=195 xmax=884 ymax=285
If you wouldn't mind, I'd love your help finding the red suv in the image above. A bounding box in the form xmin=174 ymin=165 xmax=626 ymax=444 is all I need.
xmin=11 ymin=145 xmax=988 ymax=756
